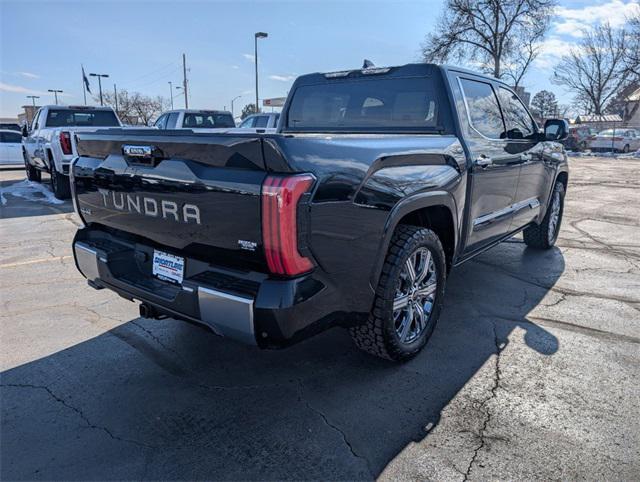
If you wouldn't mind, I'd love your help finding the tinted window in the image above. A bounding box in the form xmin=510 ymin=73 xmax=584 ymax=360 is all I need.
xmin=154 ymin=114 xmax=168 ymax=129
xmin=459 ymin=78 xmax=505 ymax=139
xmin=286 ymin=77 xmax=445 ymax=132
xmin=46 ymin=109 xmax=119 ymax=127
xmin=254 ymin=116 xmax=269 ymax=128
xmin=239 ymin=117 xmax=256 ymax=128
xmin=0 ymin=123 xmax=20 ymax=131
xmin=166 ymin=112 xmax=180 ymax=129
xmin=1 ymin=132 xmax=22 ymax=143
xmin=498 ymin=87 xmax=536 ymax=139
xmin=183 ymin=113 xmax=235 ymax=128
xmin=273 ymin=113 xmax=280 ymax=126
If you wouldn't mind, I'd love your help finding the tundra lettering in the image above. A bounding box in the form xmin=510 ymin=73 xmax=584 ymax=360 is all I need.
xmin=98 ymin=189 xmax=201 ymax=224
xmin=71 ymin=63 xmax=568 ymax=362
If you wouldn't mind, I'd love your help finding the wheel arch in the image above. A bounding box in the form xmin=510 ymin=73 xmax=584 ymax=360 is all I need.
xmin=370 ymin=191 xmax=458 ymax=289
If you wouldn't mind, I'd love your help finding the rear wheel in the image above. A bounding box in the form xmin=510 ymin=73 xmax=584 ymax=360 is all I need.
xmin=349 ymin=225 xmax=446 ymax=361
xmin=523 ymin=181 xmax=565 ymax=249
xmin=23 ymin=150 xmax=41 ymax=182
xmin=50 ymin=164 xmax=70 ymax=199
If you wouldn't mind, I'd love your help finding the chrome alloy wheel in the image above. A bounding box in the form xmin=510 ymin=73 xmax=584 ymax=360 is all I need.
xmin=548 ymin=190 xmax=561 ymax=240
xmin=393 ymin=247 xmax=438 ymax=344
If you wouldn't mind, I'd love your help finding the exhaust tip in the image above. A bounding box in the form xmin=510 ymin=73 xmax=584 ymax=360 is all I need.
xmin=139 ymin=303 xmax=153 ymax=319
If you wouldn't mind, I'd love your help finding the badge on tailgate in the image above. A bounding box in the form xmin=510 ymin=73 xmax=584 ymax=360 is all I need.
xmin=123 ymin=145 xmax=163 ymax=166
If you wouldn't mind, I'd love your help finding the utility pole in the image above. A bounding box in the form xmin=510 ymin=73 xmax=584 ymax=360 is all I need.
xmin=254 ymin=32 xmax=268 ymax=113
xmin=113 ymin=84 xmax=118 ymax=114
xmin=182 ymin=53 xmax=188 ymax=109
xmin=231 ymin=95 xmax=241 ymax=119
xmin=168 ymin=81 xmax=174 ymax=109
xmin=48 ymin=89 xmax=63 ymax=105
xmin=90 ymin=73 xmax=109 ymax=106
xmin=27 ymin=95 xmax=39 ymax=107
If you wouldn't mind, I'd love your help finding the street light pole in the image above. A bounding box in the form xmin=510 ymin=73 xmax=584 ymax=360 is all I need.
xmin=47 ymin=89 xmax=63 ymax=105
xmin=27 ymin=95 xmax=39 ymax=107
xmin=89 ymin=73 xmax=109 ymax=106
xmin=231 ymin=95 xmax=241 ymax=119
xmin=254 ymin=32 xmax=268 ymax=113
xmin=168 ymin=81 xmax=174 ymax=109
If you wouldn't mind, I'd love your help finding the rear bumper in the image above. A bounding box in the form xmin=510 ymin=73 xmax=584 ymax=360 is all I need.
xmin=72 ymin=227 xmax=343 ymax=348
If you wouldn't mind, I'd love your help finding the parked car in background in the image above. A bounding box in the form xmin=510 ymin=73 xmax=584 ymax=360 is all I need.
xmin=70 ymin=63 xmax=569 ymax=362
xmin=22 ymin=105 xmax=122 ymax=199
xmin=0 ymin=123 xmax=21 ymax=132
xmin=154 ymin=110 xmax=235 ymax=132
xmin=230 ymin=112 xmax=280 ymax=133
xmin=562 ymin=126 xmax=597 ymax=151
xmin=589 ymin=128 xmax=640 ymax=153
xmin=0 ymin=130 xmax=23 ymax=166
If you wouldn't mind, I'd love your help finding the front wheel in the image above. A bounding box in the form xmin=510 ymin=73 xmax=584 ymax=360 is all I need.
xmin=350 ymin=225 xmax=447 ymax=362
xmin=523 ymin=181 xmax=565 ymax=249
xmin=622 ymin=144 xmax=630 ymax=153
xmin=23 ymin=151 xmax=41 ymax=182
xmin=50 ymin=165 xmax=70 ymax=199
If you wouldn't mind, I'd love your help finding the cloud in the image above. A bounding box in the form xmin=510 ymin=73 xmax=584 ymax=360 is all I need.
xmin=242 ymin=53 xmax=255 ymax=62
xmin=17 ymin=71 xmax=39 ymax=79
xmin=231 ymin=65 xmax=240 ymax=69
xmin=0 ymin=82 xmax=44 ymax=95
xmin=269 ymin=75 xmax=296 ymax=82
xmin=534 ymin=37 xmax=577 ymax=69
xmin=0 ymin=82 xmax=71 ymax=98
xmin=554 ymin=0 xmax=638 ymax=37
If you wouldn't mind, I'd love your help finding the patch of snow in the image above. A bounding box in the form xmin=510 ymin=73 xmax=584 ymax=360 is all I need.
xmin=0 ymin=180 xmax=64 ymax=206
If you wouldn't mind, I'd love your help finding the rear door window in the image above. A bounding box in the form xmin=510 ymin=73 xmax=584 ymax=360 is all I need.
xmin=166 ymin=112 xmax=180 ymax=129
xmin=1 ymin=132 xmax=22 ymax=143
xmin=254 ymin=116 xmax=269 ymax=128
xmin=240 ymin=117 xmax=256 ymax=128
xmin=459 ymin=78 xmax=505 ymax=139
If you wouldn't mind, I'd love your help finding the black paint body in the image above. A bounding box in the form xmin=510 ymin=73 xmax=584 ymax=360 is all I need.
xmin=71 ymin=64 xmax=568 ymax=347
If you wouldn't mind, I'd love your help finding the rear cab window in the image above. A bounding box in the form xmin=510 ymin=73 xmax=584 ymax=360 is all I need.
xmin=182 ymin=112 xmax=235 ymax=128
xmin=254 ymin=116 xmax=269 ymax=128
xmin=46 ymin=109 xmax=120 ymax=127
xmin=284 ymin=71 xmax=453 ymax=134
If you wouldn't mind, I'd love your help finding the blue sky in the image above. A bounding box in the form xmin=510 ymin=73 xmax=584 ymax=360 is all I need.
xmin=1 ymin=0 xmax=638 ymax=118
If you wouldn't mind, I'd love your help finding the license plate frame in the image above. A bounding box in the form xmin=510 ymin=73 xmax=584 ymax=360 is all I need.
xmin=152 ymin=250 xmax=185 ymax=285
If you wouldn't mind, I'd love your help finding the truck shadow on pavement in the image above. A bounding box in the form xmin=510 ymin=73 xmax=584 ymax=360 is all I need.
xmin=1 ymin=240 xmax=562 ymax=481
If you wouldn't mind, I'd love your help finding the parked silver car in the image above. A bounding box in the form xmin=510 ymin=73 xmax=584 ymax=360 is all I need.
xmin=589 ymin=128 xmax=640 ymax=153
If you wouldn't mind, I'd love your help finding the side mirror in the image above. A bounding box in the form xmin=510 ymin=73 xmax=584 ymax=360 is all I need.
xmin=544 ymin=119 xmax=569 ymax=141
xmin=21 ymin=124 xmax=29 ymax=137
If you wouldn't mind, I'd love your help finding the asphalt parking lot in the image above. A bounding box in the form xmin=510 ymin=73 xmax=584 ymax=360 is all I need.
xmin=1 ymin=158 xmax=639 ymax=481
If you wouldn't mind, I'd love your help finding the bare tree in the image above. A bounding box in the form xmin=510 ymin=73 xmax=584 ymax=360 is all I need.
xmin=101 ymin=89 xmax=168 ymax=125
xmin=422 ymin=0 xmax=555 ymax=80
xmin=626 ymin=5 xmax=640 ymax=78
xmin=531 ymin=90 xmax=558 ymax=119
xmin=241 ymin=103 xmax=257 ymax=120
xmin=552 ymin=23 xmax=630 ymax=116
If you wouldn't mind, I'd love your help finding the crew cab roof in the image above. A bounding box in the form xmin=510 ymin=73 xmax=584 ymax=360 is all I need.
xmin=40 ymin=105 xmax=116 ymax=111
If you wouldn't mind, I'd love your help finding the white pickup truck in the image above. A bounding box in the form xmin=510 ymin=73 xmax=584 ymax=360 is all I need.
xmin=22 ymin=105 xmax=122 ymax=199
xmin=153 ymin=109 xmax=236 ymax=133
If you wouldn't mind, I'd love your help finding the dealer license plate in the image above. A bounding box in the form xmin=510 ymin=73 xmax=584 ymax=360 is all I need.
xmin=152 ymin=250 xmax=184 ymax=284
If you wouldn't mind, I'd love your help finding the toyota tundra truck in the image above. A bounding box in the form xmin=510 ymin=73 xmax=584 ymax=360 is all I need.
xmin=22 ymin=105 xmax=122 ymax=199
xmin=70 ymin=64 xmax=569 ymax=361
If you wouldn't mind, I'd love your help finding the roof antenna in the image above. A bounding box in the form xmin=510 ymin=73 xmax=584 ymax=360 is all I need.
xmin=362 ymin=59 xmax=375 ymax=69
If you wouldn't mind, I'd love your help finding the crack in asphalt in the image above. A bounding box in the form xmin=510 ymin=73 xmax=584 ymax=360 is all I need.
xmin=296 ymin=379 xmax=374 ymax=479
xmin=463 ymin=322 xmax=503 ymax=482
xmin=1 ymin=383 xmax=154 ymax=449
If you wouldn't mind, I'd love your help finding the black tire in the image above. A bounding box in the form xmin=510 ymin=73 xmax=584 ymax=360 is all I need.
xmin=623 ymin=144 xmax=630 ymax=153
xmin=23 ymin=150 xmax=41 ymax=183
xmin=523 ymin=181 xmax=565 ymax=249
xmin=349 ymin=225 xmax=447 ymax=362
xmin=50 ymin=164 xmax=71 ymax=200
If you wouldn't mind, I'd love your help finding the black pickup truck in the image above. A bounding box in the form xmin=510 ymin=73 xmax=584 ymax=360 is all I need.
xmin=70 ymin=63 xmax=568 ymax=361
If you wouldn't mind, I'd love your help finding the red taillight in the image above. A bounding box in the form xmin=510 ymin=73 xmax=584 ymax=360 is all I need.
xmin=262 ymin=174 xmax=315 ymax=276
xmin=59 ymin=131 xmax=72 ymax=155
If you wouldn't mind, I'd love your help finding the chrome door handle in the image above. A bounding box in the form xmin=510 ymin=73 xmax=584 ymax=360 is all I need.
xmin=474 ymin=156 xmax=493 ymax=168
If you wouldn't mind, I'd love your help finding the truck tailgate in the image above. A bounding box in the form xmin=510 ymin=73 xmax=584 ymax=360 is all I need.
xmin=73 ymin=130 xmax=268 ymax=270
